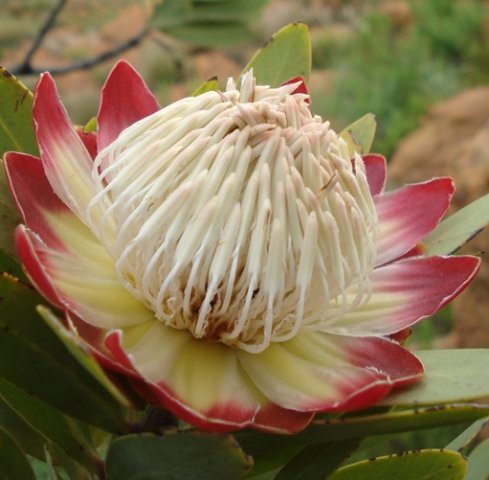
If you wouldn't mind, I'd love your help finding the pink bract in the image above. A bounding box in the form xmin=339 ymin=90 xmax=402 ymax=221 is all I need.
xmin=4 ymin=61 xmax=480 ymax=433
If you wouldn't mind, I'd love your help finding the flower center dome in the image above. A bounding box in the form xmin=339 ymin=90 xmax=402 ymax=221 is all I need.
xmin=88 ymin=73 xmax=378 ymax=353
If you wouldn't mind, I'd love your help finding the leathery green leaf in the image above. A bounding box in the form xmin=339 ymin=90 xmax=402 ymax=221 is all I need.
xmin=466 ymin=438 xmax=489 ymax=480
xmin=38 ymin=306 xmax=131 ymax=409
xmin=0 ymin=378 xmax=100 ymax=474
xmin=155 ymin=0 xmax=267 ymax=23
xmin=329 ymin=449 xmax=466 ymax=480
xmin=340 ymin=113 xmax=377 ymax=156
xmin=83 ymin=117 xmax=97 ymax=133
xmin=0 ymin=273 xmax=78 ymax=361
xmin=243 ymin=23 xmax=311 ymax=86
xmin=105 ymin=432 xmax=252 ymax=480
xmin=0 ymin=398 xmax=46 ymax=460
xmin=244 ymin=445 xmax=302 ymax=480
xmin=0 ymin=68 xmax=37 ymax=157
xmin=0 ymin=333 xmax=128 ymax=433
xmin=381 ymin=349 xmax=489 ymax=407
xmin=275 ymin=439 xmax=362 ymax=480
xmin=166 ymin=22 xmax=250 ymax=47
xmin=43 ymin=446 xmax=61 ymax=480
xmin=0 ymin=68 xmax=38 ymax=254
xmin=235 ymin=404 xmax=489 ymax=456
xmin=0 ymin=273 xmax=129 ymax=432
xmin=424 ymin=192 xmax=489 ymax=255
xmin=42 ymin=444 xmax=90 ymax=480
xmin=445 ymin=418 xmax=488 ymax=452
xmin=0 ymin=249 xmax=26 ymax=281
xmin=0 ymin=200 xmax=18 ymax=257
xmin=44 ymin=442 xmax=93 ymax=480
xmin=151 ymin=0 xmax=254 ymax=47
xmin=185 ymin=0 xmax=268 ymax=22
xmin=0 ymin=399 xmax=91 ymax=479
xmin=192 ymin=77 xmax=219 ymax=96
xmin=151 ymin=0 xmax=267 ymax=33
xmin=0 ymin=426 xmax=36 ymax=480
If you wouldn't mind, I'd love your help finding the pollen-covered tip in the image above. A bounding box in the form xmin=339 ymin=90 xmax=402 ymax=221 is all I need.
xmin=87 ymin=71 xmax=378 ymax=353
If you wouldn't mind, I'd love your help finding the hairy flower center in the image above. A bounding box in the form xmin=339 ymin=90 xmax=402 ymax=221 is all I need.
xmin=88 ymin=74 xmax=377 ymax=353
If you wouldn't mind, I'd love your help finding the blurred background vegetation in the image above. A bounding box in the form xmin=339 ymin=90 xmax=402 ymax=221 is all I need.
xmin=1 ymin=0 xmax=488 ymax=159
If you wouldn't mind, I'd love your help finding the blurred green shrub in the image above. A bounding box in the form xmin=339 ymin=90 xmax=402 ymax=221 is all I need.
xmin=314 ymin=0 xmax=488 ymax=158
xmin=151 ymin=0 xmax=269 ymax=47
xmin=413 ymin=0 xmax=484 ymax=63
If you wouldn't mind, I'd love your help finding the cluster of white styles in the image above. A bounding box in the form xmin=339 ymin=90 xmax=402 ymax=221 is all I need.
xmin=87 ymin=72 xmax=378 ymax=353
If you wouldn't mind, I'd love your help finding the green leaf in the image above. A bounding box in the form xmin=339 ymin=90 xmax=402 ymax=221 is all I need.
xmin=466 ymin=438 xmax=489 ymax=480
xmin=339 ymin=113 xmax=377 ymax=156
xmin=105 ymin=432 xmax=252 ymax=480
xmin=165 ymin=22 xmax=251 ymax=47
xmin=0 ymin=321 xmax=127 ymax=433
xmin=43 ymin=446 xmax=62 ymax=480
xmin=0 ymin=273 xmax=129 ymax=433
xmin=0 ymin=68 xmax=38 ymax=256
xmin=152 ymin=0 xmax=267 ymax=27
xmin=381 ymin=349 xmax=489 ymax=407
xmin=445 ymin=418 xmax=488 ymax=452
xmin=0 ymin=398 xmax=46 ymax=460
xmin=245 ymin=473 xmax=276 ymax=480
xmin=193 ymin=0 xmax=267 ymax=21
xmin=423 ymin=192 xmax=489 ymax=255
xmin=0 ymin=378 xmax=99 ymax=474
xmin=0 ymin=426 xmax=36 ymax=480
xmin=0 ymin=398 xmax=89 ymax=479
xmin=192 ymin=77 xmax=219 ymax=96
xmin=38 ymin=306 xmax=131 ymax=410
xmin=0 ymin=201 xmax=18 ymax=257
xmin=236 ymin=404 xmax=489 ymax=456
xmin=0 ymin=68 xmax=37 ymax=157
xmin=243 ymin=23 xmax=312 ymax=86
xmin=171 ymin=0 xmax=267 ymax=23
xmin=275 ymin=439 xmax=362 ymax=480
xmin=150 ymin=0 xmax=189 ymax=28
xmin=0 ymin=249 xmax=26 ymax=281
xmin=45 ymin=443 xmax=92 ymax=480
xmin=83 ymin=117 xmax=97 ymax=133
xmin=151 ymin=0 xmax=264 ymax=46
xmin=329 ymin=449 xmax=466 ymax=480
xmin=0 ymin=273 xmax=74 ymax=359
xmin=244 ymin=446 xmax=301 ymax=480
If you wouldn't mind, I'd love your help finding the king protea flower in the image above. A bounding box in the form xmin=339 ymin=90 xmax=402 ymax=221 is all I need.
xmin=4 ymin=61 xmax=479 ymax=433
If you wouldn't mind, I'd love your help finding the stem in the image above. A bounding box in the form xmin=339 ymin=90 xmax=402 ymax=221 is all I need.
xmin=14 ymin=0 xmax=67 ymax=75
xmin=136 ymin=406 xmax=179 ymax=434
xmin=12 ymin=27 xmax=150 ymax=76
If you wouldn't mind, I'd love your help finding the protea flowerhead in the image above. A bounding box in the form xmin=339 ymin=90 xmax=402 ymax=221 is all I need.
xmin=4 ymin=61 xmax=479 ymax=433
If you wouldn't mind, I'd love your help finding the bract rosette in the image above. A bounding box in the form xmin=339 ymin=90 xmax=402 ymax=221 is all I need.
xmin=4 ymin=61 xmax=479 ymax=433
